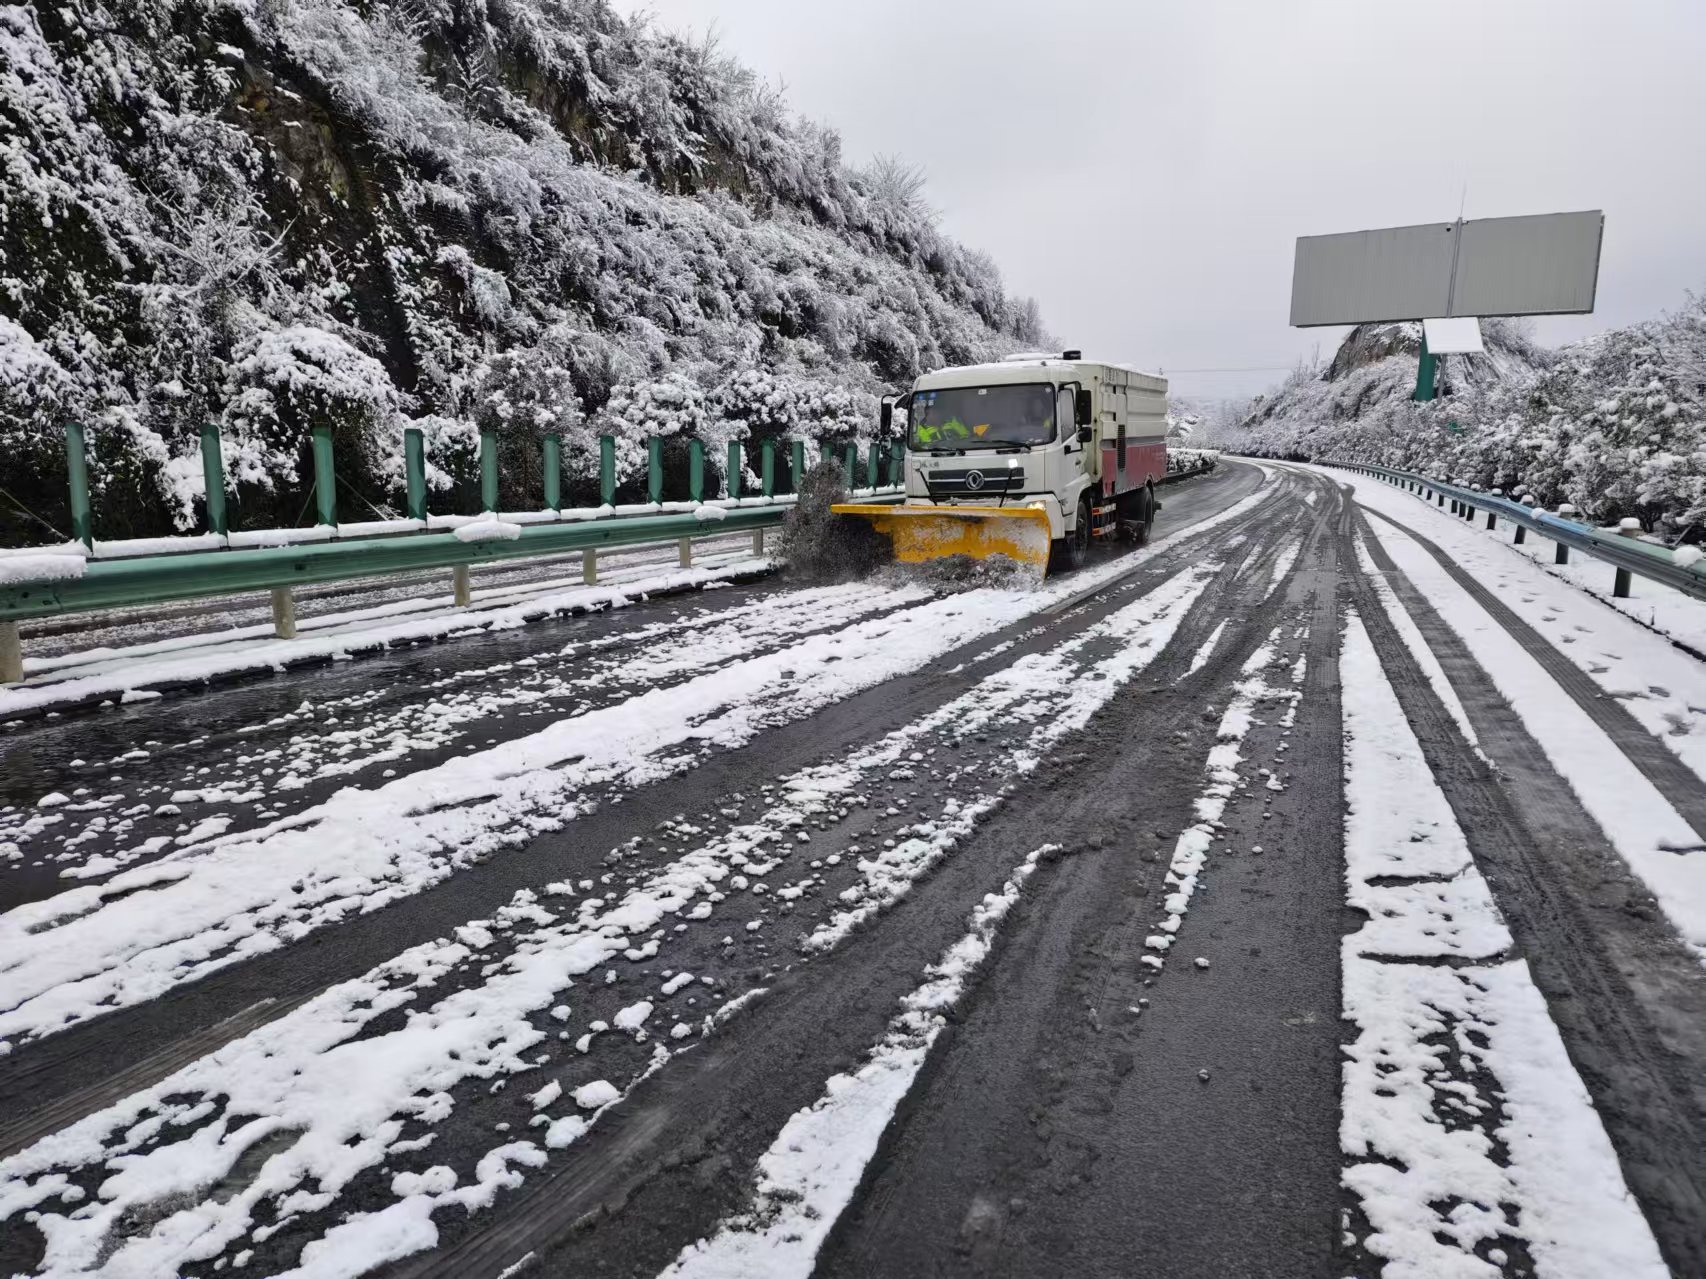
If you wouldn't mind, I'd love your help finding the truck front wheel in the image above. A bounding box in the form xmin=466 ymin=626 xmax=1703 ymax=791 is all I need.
xmin=1062 ymin=494 xmax=1092 ymax=571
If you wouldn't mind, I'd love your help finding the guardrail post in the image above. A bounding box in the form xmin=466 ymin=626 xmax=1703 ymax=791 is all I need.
xmin=688 ymin=439 xmax=705 ymax=502
xmin=600 ymin=436 xmax=616 ymax=506
xmin=752 ymin=527 xmax=765 ymax=556
xmin=790 ymin=440 xmax=805 ymax=491
xmin=867 ymin=441 xmax=880 ymax=489
xmin=844 ymin=443 xmax=857 ymax=490
xmin=1514 ymin=525 xmax=1526 ymax=545
xmin=1437 ymin=491 xmax=1445 ymax=507
xmin=890 ymin=439 xmax=905 ymax=485
xmin=453 ymin=564 xmax=472 ymax=607
xmin=479 ymin=431 xmax=499 ymax=514
xmin=311 ymin=425 xmax=337 ymax=526
xmin=761 ymin=439 xmax=775 ymax=496
xmin=678 ymin=534 xmax=692 ymax=568
xmin=727 ymin=441 xmax=742 ymax=500
xmin=1554 ymin=506 xmax=1578 ymax=565
xmin=64 ymin=422 xmax=92 ymax=548
xmin=270 ymin=586 xmax=296 ymax=639
xmin=199 ymin=424 xmax=228 ymax=536
xmin=405 ymin=427 xmax=427 ymax=521
xmin=583 ymin=549 xmax=598 ymax=585
xmin=0 ymin=621 xmax=22 ymax=684
xmin=820 ymin=440 xmax=834 ymax=468
xmin=1486 ymin=510 xmax=1496 ymax=530
xmin=1614 ymin=523 xmax=1640 ymax=598
xmin=647 ymin=437 xmax=663 ymax=505
xmin=543 ymin=434 xmax=562 ymax=511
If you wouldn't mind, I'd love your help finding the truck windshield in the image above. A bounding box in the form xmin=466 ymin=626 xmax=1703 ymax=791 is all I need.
xmin=908 ymin=384 xmax=1056 ymax=450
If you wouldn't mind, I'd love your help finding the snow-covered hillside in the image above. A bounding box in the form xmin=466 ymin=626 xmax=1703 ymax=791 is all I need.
xmin=1203 ymin=302 xmax=1706 ymax=537
xmin=0 ymin=0 xmax=1047 ymax=543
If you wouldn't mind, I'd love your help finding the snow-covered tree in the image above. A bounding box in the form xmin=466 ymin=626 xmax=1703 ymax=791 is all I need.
xmin=0 ymin=0 xmax=1047 ymax=541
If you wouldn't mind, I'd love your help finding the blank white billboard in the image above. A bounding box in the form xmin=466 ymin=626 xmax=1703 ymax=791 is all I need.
xmin=1423 ymin=317 xmax=1484 ymax=354
xmin=1290 ymin=210 xmax=1603 ymax=327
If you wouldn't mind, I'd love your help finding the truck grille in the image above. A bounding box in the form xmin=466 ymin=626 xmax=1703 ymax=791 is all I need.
xmin=924 ymin=468 xmax=1027 ymax=498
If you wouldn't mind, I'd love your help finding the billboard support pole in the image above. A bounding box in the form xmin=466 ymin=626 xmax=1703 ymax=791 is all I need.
xmin=1413 ymin=333 xmax=1436 ymax=402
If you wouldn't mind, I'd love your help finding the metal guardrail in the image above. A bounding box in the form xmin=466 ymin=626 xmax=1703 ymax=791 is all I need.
xmin=0 ymin=423 xmax=908 ymax=682
xmin=1331 ymin=462 xmax=1706 ymax=604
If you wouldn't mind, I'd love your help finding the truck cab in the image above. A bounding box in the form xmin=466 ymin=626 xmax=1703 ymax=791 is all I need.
xmin=889 ymin=352 xmax=1170 ymax=564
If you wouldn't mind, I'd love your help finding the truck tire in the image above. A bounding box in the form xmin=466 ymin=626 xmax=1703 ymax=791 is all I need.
xmin=1065 ymin=494 xmax=1092 ymax=570
xmin=1139 ymin=483 xmax=1156 ymax=545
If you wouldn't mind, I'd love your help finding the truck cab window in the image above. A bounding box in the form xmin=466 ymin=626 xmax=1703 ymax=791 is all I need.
xmin=909 ymin=384 xmax=1056 ymax=450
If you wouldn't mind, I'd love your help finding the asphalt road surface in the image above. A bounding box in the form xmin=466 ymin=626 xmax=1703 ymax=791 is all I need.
xmin=3 ymin=460 xmax=1704 ymax=1279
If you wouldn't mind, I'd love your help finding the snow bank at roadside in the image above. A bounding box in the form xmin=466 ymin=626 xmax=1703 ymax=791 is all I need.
xmin=0 ymin=552 xmax=770 ymax=718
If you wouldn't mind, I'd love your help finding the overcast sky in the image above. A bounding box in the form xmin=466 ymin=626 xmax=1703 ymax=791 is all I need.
xmin=620 ymin=0 xmax=1706 ymax=399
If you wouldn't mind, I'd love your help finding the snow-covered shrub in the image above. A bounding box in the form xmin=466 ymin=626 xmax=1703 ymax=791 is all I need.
xmin=410 ymin=412 xmax=480 ymax=512
xmin=0 ymin=317 xmax=76 ymax=544
xmin=220 ymin=326 xmax=408 ymax=525
xmin=597 ymin=372 xmax=732 ymax=499
xmin=470 ymin=345 xmax=586 ymax=508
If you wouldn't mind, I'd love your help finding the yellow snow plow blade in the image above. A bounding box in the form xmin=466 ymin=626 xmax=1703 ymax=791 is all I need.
xmin=831 ymin=503 xmax=1053 ymax=582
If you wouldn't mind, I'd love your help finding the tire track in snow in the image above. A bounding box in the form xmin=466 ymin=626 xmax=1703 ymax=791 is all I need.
xmin=658 ymin=845 xmax=1058 ymax=1279
xmin=1 ymin=582 xmax=928 ymax=891
xmin=1140 ymin=626 xmax=1300 ymax=973
xmin=0 ymin=565 xmax=1221 ymax=1279
xmin=1339 ymin=609 xmax=1668 ymax=1278
xmin=1341 ymin=502 xmax=1706 ymax=1276
xmin=0 ymin=480 xmax=1281 ymax=1055
xmin=1358 ymin=506 xmax=1706 ymax=956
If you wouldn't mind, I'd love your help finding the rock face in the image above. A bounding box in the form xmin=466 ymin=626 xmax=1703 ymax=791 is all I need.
xmin=0 ymin=0 xmax=1047 ymax=543
xmin=1325 ymin=323 xmax=1421 ymax=383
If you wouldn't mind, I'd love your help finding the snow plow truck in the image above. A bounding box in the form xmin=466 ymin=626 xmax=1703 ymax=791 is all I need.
xmin=833 ymin=352 xmax=1169 ymax=582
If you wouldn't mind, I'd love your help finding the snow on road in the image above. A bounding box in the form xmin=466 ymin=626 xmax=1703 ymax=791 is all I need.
xmin=0 ymin=582 xmax=927 ymax=882
xmin=1332 ymin=466 xmax=1706 ymax=786
xmin=1338 ymin=610 xmax=1667 ymax=1277
xmin=1351 ymin=535 xmax=1483 ymax=756
xmin=0 ymin=549 xmax=771 ymax=717
xmin=0 ymin=557 xmax=1222 ymax=1278
xmin=660 ymin=845 xmax=1056 ymax=1279
xmin=1142 ymin=628 xmax=1300 ymax=971
xmin=0 ymin=482 xmax=1277 ymax=1052
xmin=1355 ymin=509 xmax=1706 ymax=956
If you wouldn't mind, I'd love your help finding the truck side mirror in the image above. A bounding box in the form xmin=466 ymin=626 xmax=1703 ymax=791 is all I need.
xmin=1077 ymin=425 xmax=1093 ymax=445
xmin=1074 ymin=388 xmax=1093 ymax=426
xmin=880 ymin=398 xmax=893 ymax=432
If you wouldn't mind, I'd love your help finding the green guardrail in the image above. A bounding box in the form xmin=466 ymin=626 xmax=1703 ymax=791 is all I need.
xmin=0 ymin=423 xmax=908 ymax=682
xmin=2 ymin=504 xmax=790 ymax=622
xmin=1330 ymin=462 xmax=1706 ymax=604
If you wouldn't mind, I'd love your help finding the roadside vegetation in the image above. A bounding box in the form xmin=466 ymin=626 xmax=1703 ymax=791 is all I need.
xmin=0 ymin=0 xmax=1046 ymax=544
xmin=1201 ymin=298 xmax=1706 ymax=540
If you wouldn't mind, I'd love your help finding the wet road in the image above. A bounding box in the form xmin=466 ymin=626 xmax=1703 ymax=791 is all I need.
xmin=2 ymin=461 xmax=1705 ymax=1279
